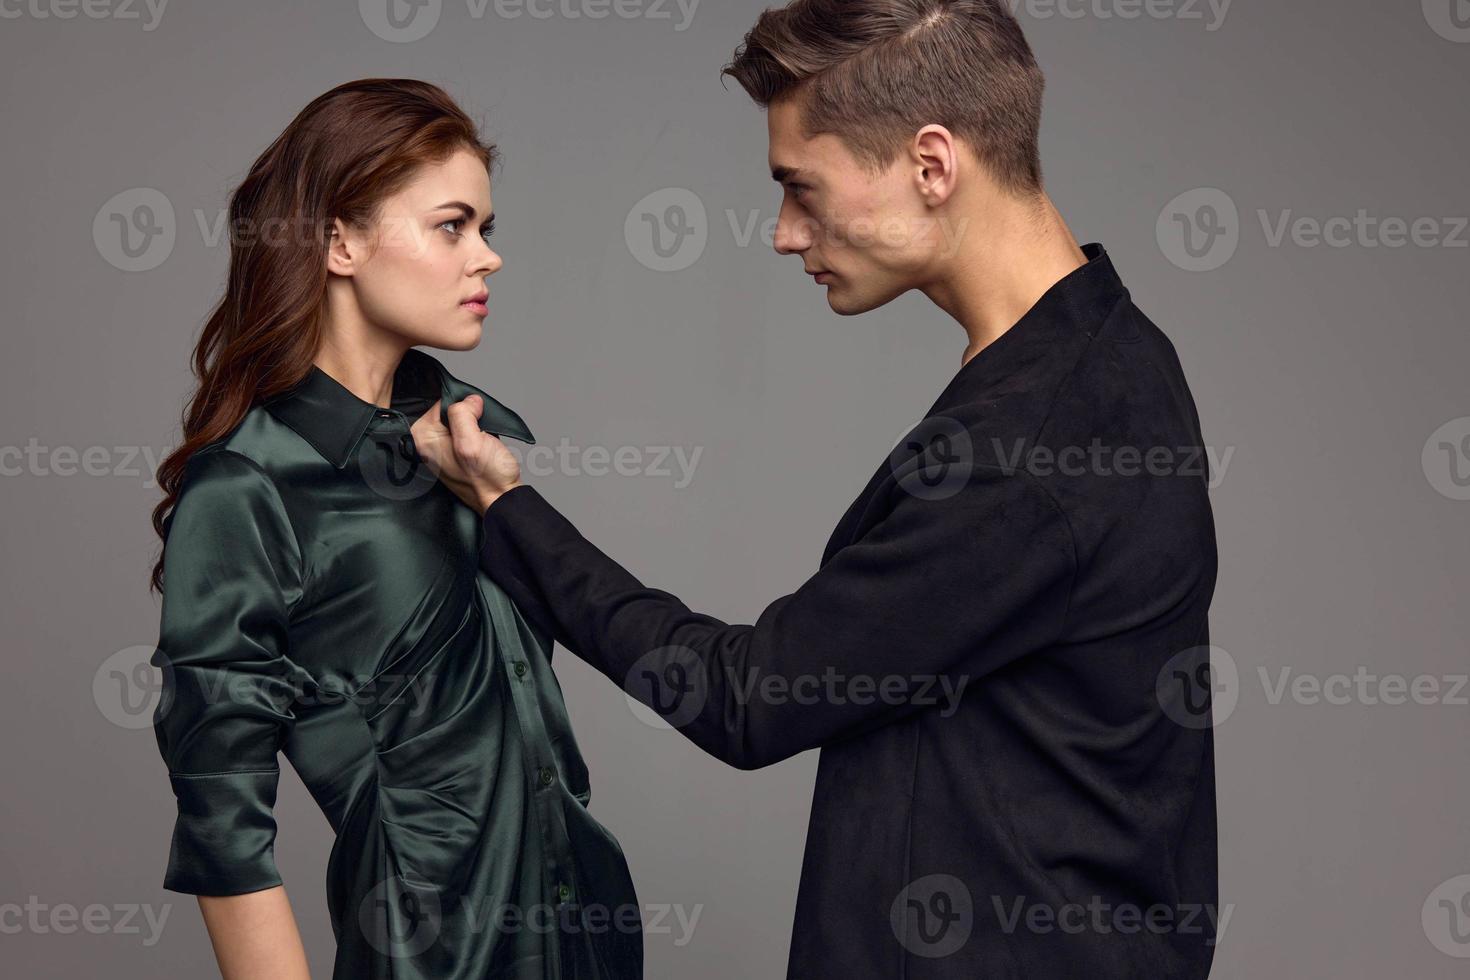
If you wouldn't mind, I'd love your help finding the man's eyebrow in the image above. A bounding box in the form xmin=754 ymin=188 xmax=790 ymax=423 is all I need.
xmin=771 ymin=165 xmax=808 ymax=183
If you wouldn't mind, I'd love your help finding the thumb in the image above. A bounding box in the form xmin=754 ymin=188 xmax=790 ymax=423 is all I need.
xmin=445 ymin=394 xmax=485 ymax=447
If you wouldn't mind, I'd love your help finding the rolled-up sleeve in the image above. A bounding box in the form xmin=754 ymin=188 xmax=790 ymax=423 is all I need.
xmin=151 ymin=448 xmax=306 ymax=896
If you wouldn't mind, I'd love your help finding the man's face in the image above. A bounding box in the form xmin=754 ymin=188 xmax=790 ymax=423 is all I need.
xmin=767 ymin=97 xmax=956 ymax=315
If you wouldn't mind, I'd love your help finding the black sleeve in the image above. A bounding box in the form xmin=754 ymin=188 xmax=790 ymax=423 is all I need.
xmin=479 ymin=466 xmax=1076 ymax=770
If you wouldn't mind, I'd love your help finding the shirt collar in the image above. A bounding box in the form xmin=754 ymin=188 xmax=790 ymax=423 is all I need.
xmin=997 ymin=241 xmax=1129 ymax=345
xmin=1048 ymin=241 xmax=1131 ymax=338
xmin=927 ymin=241 xmax=1132 ymax=406
xmin=264 ymin=347 xmax=536 ymax=469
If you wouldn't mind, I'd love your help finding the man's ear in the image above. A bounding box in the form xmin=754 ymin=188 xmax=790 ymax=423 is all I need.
xmin=912 ymin=125 xmax=959 ymax=207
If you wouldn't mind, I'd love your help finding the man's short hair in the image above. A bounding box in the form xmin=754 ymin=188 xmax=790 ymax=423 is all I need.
xmin=723 ymin=0 xmax=1046 ymax=196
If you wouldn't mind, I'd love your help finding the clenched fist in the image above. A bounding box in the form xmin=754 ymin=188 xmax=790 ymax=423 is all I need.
xmin=412 ymin=394 xmax=524 ymax=515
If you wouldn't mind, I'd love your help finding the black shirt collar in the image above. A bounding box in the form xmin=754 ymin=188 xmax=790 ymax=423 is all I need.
xmin=929 ymin=242 xmax=1132 ymax=406
xmin=264 ymin=347 xmax=535 ymax=469
xmin=987 ymin=241 xmax=1129 ymax=350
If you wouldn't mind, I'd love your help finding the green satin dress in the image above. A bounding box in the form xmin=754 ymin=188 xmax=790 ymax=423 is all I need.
xmin=151 ymin=347 xmax=642 ymax=978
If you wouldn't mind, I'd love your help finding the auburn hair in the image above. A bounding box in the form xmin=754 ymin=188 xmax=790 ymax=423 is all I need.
xmin=149 ymin=78 xmax=497 ymax=594
xmin=723 ymin=0 xmax=1045 ymax=195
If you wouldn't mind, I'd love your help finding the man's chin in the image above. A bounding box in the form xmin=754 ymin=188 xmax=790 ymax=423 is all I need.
xmin=824 ymin=285 xmax=885 ymax=317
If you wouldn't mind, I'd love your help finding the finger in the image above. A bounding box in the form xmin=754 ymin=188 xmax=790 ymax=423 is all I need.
xmin=444 ymin=395 xmax=485 ymax=449
xmin=412 ymin=398 xmax=443 ymax=432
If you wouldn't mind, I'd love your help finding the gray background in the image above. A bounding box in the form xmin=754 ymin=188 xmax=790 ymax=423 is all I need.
xmin=2 ymin=0 xmax=1468 ymax=976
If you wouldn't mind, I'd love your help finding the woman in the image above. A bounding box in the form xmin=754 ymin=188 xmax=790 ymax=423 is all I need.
xmin=147 ymin=78 xmax=642 ymax=979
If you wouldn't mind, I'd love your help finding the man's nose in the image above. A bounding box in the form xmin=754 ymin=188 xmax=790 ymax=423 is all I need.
xmin=773 ymin=204 xmax=813 ymax=255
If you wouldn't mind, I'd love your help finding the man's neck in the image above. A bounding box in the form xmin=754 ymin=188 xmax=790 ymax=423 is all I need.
xmin=920 ymin=191 xmax=1088 ymax=367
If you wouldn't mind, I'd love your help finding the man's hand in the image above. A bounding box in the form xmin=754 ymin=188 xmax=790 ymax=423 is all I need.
xmin=412 ymin=395 xmax=523 ymax=516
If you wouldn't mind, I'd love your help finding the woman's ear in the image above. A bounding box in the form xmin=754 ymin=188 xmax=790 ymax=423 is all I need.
xmin=325 ymin=217 xmax=357 ymax=277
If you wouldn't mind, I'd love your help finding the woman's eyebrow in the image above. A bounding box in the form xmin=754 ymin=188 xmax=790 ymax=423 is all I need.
xmin=431 ymin=200 xmax=478 ymax=218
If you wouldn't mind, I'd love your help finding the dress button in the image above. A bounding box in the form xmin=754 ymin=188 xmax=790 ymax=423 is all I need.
xmin=557 ymin=883 xmax=572 ymax=903
xmin=513 ymin=661 xmax=527 ymax=678
xmin=539 ymin=766 xmax=555 ymax=787
xmin=397 ymin=433 xmax=416 ymax=461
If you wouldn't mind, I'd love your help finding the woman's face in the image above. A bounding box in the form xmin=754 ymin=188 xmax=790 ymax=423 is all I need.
xmin=331 ymin=146 xmax=502 ymax=350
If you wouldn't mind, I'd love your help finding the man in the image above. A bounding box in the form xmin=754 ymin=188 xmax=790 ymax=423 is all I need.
xmin=422 ymin=1 xmax=1220 ymax=976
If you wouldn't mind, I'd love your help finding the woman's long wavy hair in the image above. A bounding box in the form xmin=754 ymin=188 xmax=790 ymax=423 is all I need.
xmin=148 ymin=78 xmax=498 ymax=595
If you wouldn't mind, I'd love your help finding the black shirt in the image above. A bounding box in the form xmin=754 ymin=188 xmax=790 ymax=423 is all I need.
xmin=478 ymin=243 xmax=1220 ymax=978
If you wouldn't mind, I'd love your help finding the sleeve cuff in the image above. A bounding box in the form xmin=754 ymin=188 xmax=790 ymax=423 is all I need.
xmin=161 ymin=770 xmax=284 ymax=896
xmin=482 ymin=483 xmax=582 ymax=553
xmin=485 ymin=483 xmax=549 ymax=521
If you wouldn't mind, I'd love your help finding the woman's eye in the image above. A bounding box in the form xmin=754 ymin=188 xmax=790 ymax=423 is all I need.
xmin=438 ymin=218 xmax=493 ymax=243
